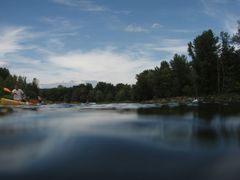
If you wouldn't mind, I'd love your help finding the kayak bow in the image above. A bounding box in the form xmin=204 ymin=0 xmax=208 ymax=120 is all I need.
xmin=0 ymin=98 xmax=28 ymax=105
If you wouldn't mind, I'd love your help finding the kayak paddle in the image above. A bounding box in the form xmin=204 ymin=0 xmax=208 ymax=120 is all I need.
xmin=3 ymin=88 xmax=12 ymax=93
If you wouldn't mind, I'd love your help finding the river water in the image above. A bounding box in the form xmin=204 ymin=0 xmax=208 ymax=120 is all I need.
xmin=1 ymin=103 xmax=240 ymax=180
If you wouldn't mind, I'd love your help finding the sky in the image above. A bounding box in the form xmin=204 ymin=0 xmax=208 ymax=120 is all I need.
xmin=0 ymin=0 xmax=239 ymax=88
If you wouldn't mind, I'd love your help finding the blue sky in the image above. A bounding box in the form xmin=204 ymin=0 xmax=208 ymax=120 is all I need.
xmin=0 ymin=0 xmax=239 ymax=87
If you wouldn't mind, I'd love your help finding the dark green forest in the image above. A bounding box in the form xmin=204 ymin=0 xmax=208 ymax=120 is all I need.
xmin=1 ymin=22 xmax=240 ymax=103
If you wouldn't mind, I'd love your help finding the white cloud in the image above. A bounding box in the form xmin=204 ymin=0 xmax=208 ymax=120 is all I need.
xmin=151 ymin=23 xmax=162 ymax=29
xmin=125 ymin=23 xmax=163 ymax=33
xmin=47 ymin=49 xmax=157 ymax=84
xmin=7 ymin=48 xmax=157 ymax=86
xmin=52 ymin=0 xmax=108 ymax=12
xmin=125 ymin=24 xmax=148 ymax=33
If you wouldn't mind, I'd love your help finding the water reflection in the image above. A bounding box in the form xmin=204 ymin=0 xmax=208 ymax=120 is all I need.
xmin=0 ymin=103 xmax=240 ymax=179
xmin=137 ymin=103 xmax=240 ymax=120
xmin=136 ymin=103 xmax=240 ymax=148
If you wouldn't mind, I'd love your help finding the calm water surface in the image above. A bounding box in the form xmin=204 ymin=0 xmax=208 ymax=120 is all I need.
xmin=1 ymin=103 xmax=240 ymax=180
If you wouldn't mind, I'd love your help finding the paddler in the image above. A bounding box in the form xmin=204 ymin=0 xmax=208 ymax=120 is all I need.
xmin=12 ymin=84 xmax=25 ymax=101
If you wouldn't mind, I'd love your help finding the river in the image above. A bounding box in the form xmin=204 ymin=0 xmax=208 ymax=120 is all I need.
xmin=1 ymin=103 xmax=240 ymax=180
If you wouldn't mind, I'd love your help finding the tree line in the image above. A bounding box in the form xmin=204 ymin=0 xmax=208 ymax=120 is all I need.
xmin=1 ymin=21 xmax=240 ymax=103
xmin=40 ymin=83 xmax=133 ymax=103
xmin=135 ymin=25 xmax=240 ymax=101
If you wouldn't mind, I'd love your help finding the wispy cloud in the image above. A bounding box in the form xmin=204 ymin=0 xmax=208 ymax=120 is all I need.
xmin=155 ymin=39 xmax=188 ymax=54
xmin=201 ymin=0 xmax=219 ymax=17
xmin=200 ymin=0 xmax=239 ymax=34
xmin=0 ymin=24 xmax=69 ymax=61
xmin=151 ymin=46 xmax=187 ymax=54
xmin=201 ymin=0 xmax=240 ymax=17
xmin=6 ymin=54 xmax=42 ymax=67
xmin=169 ymin=29 xmax=194 ymax=33
xmin=130 ymin=38 xmax=188 ymax=56
xmin=41 ymin=17 xmax=73 ymax=27
xmin=125 ymin=24 xmax=148 ymax=33
xmin=52 ymin=0 xmax=131 ymax=15
xmin=52 ymin=0 xmax=108 ymax=12
xmin=40 ymin=17 xmax=82 ymax=37
xmin=0 ymin=26 xmax=34 ymax=57
xmin=224 ymin=14 xmax=239 ymax=34
xmin=47 ymin=38 xmax=65 ymax=49
xmin=202 ymin=0 xmax=240 ymax=4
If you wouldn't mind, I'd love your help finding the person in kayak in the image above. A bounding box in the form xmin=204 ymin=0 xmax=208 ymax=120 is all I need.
xmin=12 ymin=84 xmax=25 ymax=101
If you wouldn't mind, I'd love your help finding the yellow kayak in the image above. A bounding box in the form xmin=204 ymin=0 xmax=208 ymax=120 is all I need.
xmin=0 ymin=98 xmax=27 ymax=105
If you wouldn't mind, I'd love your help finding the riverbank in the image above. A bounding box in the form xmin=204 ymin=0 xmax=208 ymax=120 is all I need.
xmin=145 ymin=94 xmax=240 ymax=104
xmin=37 ymin=94 xmax=240 ymax=105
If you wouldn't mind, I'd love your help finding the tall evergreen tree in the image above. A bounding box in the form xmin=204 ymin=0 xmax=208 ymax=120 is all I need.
xmin=188 ymin=30 xmax=220 ymax=95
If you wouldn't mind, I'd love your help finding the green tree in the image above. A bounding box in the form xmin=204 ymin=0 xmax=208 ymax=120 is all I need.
xmin=71 ymin=84 xmax=92 ymax=102
xmin=0 ymin=67 xmax=10 ymax=82
xmin=115 ymin=83 xmax=132 ymax=101
xmin=188 ymin=29 xmax=220 ymax=95
xmin=95 ymin=90 xmax=104 ymax=102
xmin=170 ymin=54 xmax=192 ymax=96
xmin=219 ymin=32 xmax=238 ymax=93
xmin=135 ymin=70 xmax=155 ymax=101
xmin=94 ymin=82 xmax=115 ymax=102
xmin=26 ymin=78 xmax=40 ymax=98
xmin=153 ymin=61 xmax=172 ymax=98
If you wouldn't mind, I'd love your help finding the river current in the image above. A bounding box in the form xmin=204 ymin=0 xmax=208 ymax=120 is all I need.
xmin=1 ymin=103 xmax=240 ymax=180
